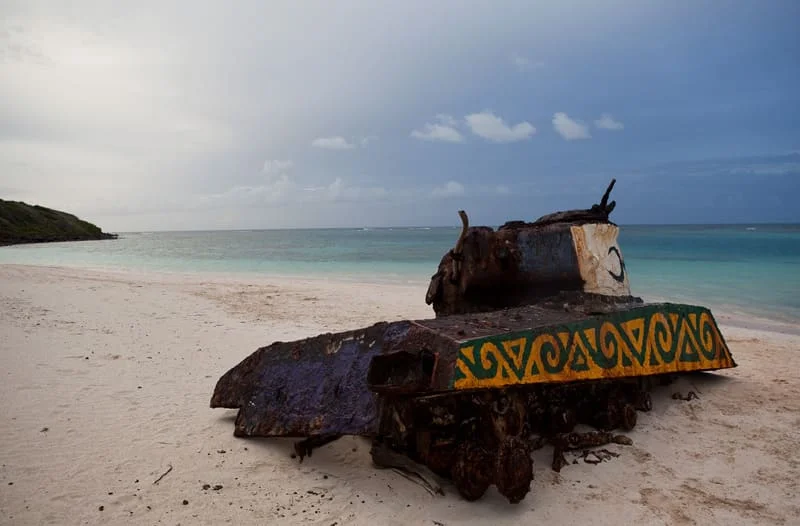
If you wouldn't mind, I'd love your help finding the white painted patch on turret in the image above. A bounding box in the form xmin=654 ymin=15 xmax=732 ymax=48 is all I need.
xmin=570 ymin=223 xmax=631 ymax=296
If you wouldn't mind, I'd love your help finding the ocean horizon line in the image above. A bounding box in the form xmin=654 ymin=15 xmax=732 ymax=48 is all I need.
xmin=109 ymin=221 xmax=800 ymax=235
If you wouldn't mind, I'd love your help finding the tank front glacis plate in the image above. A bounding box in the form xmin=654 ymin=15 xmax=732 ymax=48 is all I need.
xmin=452 ymin=303 xmax=736 ymax=390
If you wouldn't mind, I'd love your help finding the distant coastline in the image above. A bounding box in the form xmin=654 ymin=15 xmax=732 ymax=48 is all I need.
xmin=0 ymin=199 xmax=117 ymax=247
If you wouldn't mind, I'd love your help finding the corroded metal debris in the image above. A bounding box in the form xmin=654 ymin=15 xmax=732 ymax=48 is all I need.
xmin=672 ymin=391 xmax=700 ymax=401
xmin=211 ymin=179 xmax=737 ymax=504
xmin=549 ymin=431 xmax=634 ymax=473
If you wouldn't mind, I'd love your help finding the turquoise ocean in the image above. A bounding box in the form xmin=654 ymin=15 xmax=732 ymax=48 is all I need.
xmin=1 ymin=224 xmax=798 ymax=325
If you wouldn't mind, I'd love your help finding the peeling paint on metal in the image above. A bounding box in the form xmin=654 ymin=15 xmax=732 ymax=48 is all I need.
xmin=570 ymin=224 xmax=630 ymax=296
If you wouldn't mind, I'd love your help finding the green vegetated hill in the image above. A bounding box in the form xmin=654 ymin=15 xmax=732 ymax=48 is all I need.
xmin=0 ymin=199 xmax=118 ymax=246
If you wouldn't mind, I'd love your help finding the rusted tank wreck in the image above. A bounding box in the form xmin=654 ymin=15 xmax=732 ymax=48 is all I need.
xmin=210 ymin=179 xmax=736 ymax=504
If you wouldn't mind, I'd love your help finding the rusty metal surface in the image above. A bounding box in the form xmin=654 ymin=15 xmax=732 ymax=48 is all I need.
xmin=210 ymin=302 xmax=602 ymax=439
xmin=211 ymin=321 xmax=412 ymax=438
xmin=425 ymin=179 xmax=628 ymax=317
xmin=424 ymin=223 xmax=581 ymax=317
xmin=412 ymin=297 xmax=642 ymax=342
xmin=425 ymin=223 xmax=637 ymax=316
xmin=213 ymin=300 xmax=736 ymax=440
xmin=525 ymin=178 xmax=617 ymax=226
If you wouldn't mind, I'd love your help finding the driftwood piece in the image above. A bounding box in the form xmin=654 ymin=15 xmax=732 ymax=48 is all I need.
xmin=153 ymin=464 xmax=173 ymax=485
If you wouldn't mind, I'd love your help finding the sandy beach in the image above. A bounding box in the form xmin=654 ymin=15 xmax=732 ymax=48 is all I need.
xmin=1 ymin=263 xmax=798 ymax=526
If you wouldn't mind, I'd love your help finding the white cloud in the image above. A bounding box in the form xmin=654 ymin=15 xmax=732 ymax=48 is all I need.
xmin=511 ymin=54 xmax=544 ymax=72
xmin=495 ymin=185 xmax=511 ymax=195
xmin=410 ymin=115 xmax=464 ymax=143
xmin=465 ymin=111 xmax=536 ymax=143
xmin=431 ymin=180 xmax=465 ymax=198
xmin=594 ymin=113 xmax=624 ymax=130
xmin=311 ymin=136 xmax=355 ymax=150
xmin=552 ymin=112 xmax=591 ymax=140
xmin=262 ymin=159 xmax=294 ymax=175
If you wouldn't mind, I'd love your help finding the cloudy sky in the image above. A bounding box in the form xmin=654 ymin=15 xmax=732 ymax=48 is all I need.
xmin=1 ymin=0 xmax=798 ymax=231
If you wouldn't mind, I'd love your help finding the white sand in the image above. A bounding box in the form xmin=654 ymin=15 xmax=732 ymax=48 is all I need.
xmin=1 ymin=264 xmax=798 ymax=525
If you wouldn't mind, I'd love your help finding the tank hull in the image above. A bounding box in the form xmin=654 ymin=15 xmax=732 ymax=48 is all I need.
xmin=211 ymin=300 xmax=735 ymax=502
xmin=212 ymin=300 xmax=734 ymax=435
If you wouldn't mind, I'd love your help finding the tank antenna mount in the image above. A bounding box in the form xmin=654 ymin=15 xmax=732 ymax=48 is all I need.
xmin=451 ymin=210 xmax=469 ymax=282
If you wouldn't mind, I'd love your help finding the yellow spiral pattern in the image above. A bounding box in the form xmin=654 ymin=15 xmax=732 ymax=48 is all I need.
xmin=453 ymin=304 xmax=735 ymax=390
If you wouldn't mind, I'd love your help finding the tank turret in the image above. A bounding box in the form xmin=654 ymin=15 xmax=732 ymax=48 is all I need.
xmin=426 ymin=179 xmax=634 ymax=316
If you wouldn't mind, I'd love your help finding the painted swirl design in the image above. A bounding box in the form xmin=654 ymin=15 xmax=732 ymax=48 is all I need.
xmin=650 ymin=313 xmax=675 ymax=363
xmin=452 ymin=304 xmax=736 ymax=389
xmin=538 ymin=333 xmax=566 ymax=374
xmin=698 ymin=312 xmax=718 ymax=361
xmin=598 ymin=322 xmax=622 ymax=369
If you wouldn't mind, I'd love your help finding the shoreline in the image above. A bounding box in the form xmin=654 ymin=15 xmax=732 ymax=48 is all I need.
xmin=0 ymin=233 xmax=118 ymax=247
xmin=1 ymin=262 xmax=797 ymax=337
